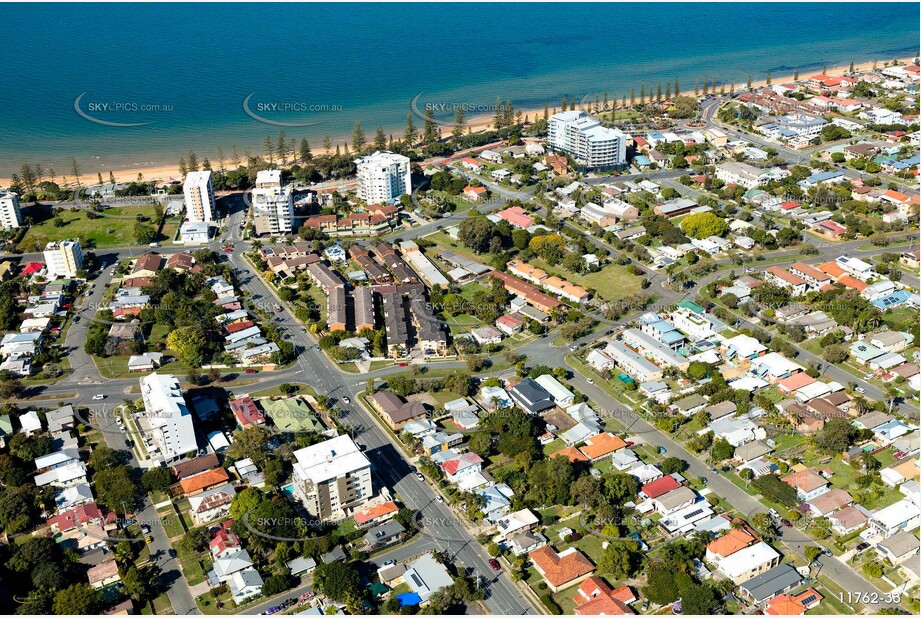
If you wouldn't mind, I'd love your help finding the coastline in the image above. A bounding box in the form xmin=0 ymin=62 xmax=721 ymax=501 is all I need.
xmin=0 ymin=56 xmax=913 ymax=188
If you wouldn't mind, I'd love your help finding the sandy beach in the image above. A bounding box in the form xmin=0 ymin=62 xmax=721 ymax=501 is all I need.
xmin=1 ymin=56 xmax=913 ymax=188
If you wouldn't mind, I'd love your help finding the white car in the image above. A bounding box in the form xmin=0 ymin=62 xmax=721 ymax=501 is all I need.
xmin=342 ymin=396 xmax=351 ymax=404
xmin=855 ymin=386 xmax=867 ymax=394
xmin=415 ymin=473 xmax=425 ymax=482
xmin=92 ymin=394 xmax=106 ymax=401
xmin=745 ymin=267 xmax=755 ymax=273
xmin=587 ymin=378 xmax=595 ymax=385
xmin=435 ymin=495 xmax=444 ymax=503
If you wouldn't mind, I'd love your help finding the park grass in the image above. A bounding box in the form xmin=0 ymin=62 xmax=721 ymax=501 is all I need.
xmin=18 ymin=203 xmax=166 ymax=250
xmin=175 ymin=544 xmax=208 ymax=586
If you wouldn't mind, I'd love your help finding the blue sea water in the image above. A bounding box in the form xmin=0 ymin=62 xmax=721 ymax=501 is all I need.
xmin=0 ymin=2 xmax=917 ymax=177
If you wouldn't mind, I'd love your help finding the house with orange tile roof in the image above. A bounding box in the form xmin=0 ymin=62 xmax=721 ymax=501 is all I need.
xmin=766 ymin=267 xmax=808 ymax=296
xmin=837 ymin=275 xmax=868 ymax=292
xmin=573 ymin=577 xmax=636 ymax=615
xmin=551 ymin=446 xmax=589 ymax=463
xmin=765 ymin=588 xmax=823 ymax=615
xmin=705 ymin=528 xmax=758 ymax=562
xmin=529 ymin=545 xmax=595 ymax=592
xmin=783 ymin=469 xmax=829 ymax=501
xmin=179 ymin=467 xmax=231 ymax=496
xmin=463 ymin=185 xmax=487 ymax=202
xmin=789 ymin=262 xmax=831 ymax=288
xmin=817 ymin=261 xmax=846 ymax=279
xmin=579 ymin=433 xmax=627 ymax=461
xmin=354 ymin=501 xmax=399 ymax=527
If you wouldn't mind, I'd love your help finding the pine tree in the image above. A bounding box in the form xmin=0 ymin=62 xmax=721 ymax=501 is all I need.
xmin=848 ymin=61 xmax=854 ymax=74
xmin=202 ymin=157 xmax=211 ymax=170
xmin=622 ymin=95 xmax=627 ymax=108
xmin=603 ymin=91 xmax=609 ymax=110
xmin=702 ymin=76 xmax=709 ymax=95
xmin=453 ymin=107 xmax=467 ymax=141
xmin=794 ymin=69 xmax=800 ymax=81
xmin=766 ymin=72 xmax=772 ymax=86
xmin=656 ymin=83 xmax=662 ymax=102
xmin=178 ymin=156 xmax=187 ymax=178
xmin=188 ymin=151 xmax=199 ymax=171
xmin=639 ymin=83 xmax=645 ymax=102
xmin=561 ymin=95 xmax=568 ymax=111
xmin=230 ymin=144 xmax=241 ymax=167
xmin=729 ymin=83 xmax=735 ymax=96
xmin=403 ymin=114 xmax=417 ymax=146
xmin=543 ymin=100 xmax=549 ymax=120
xmin=422 ymin=108 xmax=437 ymax=143
xmin=216 ymin=147 xmax=226 ymax=173
xmin=630 ymin=89 xmax=635 ymax=106
xmin=694 ymin=81 xmax=699 ymax=96
xmin=323 ymin=134 xmax=332 ymax=155
xmin=493 ymin=96 xmax=504 ymax=130
xmin=503 ymin=100 xmax=514 ymax=126
xmin=374 ymin=126 xmax=387 ymax=151
xmin=351 ymin=121 xmax=366 ymax=152
xmin=747 ymin=75 xmax=753 ymax=90
xmin=674 ymin=78 xmax=680 ymax=96
xmin=299 ymin=138 xmax=312 ymax=161
xmin=277 ymin=130 xmax=288 ymax=163
xmin=822 ymin=64 xmax=828 ymax=74
xmin=97 ymin=172 xmax=103 ymax=185
xmin=264 ymin=136 xmax=275 ymax=163
xmin=665 ymin=82 xmax=671 ymax=99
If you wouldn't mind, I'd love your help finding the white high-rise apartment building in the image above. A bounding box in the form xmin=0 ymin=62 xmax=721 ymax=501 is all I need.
xmin=0 ymin=192 xmax=23 ymax=230
xmin=292 ymin=434 xmax=373 ymax=521
xmin=43 ymin=239 xmax=84 ymax=279
xmin=251 ymin=169 xmax=295 ymax=235
xmin=548 ymin=110 xmax=628 ymax=169
xmin=139 ymin=373 xmax=198 ymax=462
xmin=355 ymin=151 xmax=412 ymax=203
xmin=183 ymin=170 xmax=216 ymax=223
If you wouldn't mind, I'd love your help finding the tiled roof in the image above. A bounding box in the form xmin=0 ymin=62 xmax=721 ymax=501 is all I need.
xmin=641 ymin=475 xmax=680 ymax=499
xmin=783 ymin=469 xmax=828 ymax=492
xmin=707 ymin=528 xmax=757 ymax=558
xmin=180 ymin=468 xmax=230 ymax=495
xmin=529 ymin=546 xmax=595 ymax=588
xmin=579 ymin=433 xmax=627 ymax=460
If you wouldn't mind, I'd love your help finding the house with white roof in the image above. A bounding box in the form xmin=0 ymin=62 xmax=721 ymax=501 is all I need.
xmin=868 ymin=499 xmax=921 ymax=538
xmin=534 ymin=374 xmax=575 ymax=407
xmin=714 ymin=541 xmax=782 ymax=584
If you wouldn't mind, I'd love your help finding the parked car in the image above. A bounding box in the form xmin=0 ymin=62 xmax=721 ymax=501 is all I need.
xmin=488 ymin=559 xmax=501 ymax=571
xmin=780 ymin=519 xmax=792 ymax=528
xmin=92 ymin=394 xmax=106 ymax=400
xmin=381 ymin=560 xmax=396 ymax=567
xmin=415 ymin=473 xmax=425 ymax=482
xmin=141 ymin=524 xmax=151 ymax=534
xmin=244 ymin=369 xmax=259 ymax=374
xmin=855 ymin=542 xmax=870 ymax=552
xmin=854 ymin=386 xmax=866 ymax=394
xmin=586 ymin=378 xmax=595 ymax=385
xmin=435 ymin=495 xmax=444 ymax=503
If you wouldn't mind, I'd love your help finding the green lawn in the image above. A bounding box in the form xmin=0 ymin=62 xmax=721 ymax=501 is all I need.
xmin=176 ymin=544 xmax=208 ymax=586
xmin=157 ymin=504 xmax=187 ymax=540
xmin=19 ymin=203 xmax=166 ymax=250
xmin=529 ymin=257 xmax=642 ymax=303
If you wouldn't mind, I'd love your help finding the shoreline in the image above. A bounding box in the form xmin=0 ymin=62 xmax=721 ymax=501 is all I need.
xmin=1 ymin=55 xmax=914 ymax=188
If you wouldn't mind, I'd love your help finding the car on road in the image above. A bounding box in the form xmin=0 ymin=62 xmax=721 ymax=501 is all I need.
xmin=780 ymin=518 xmax=792 ymax=528
xmin=244 ymin=369 xmax=259 ymax=374
xmin=167 ymin=548 xmax=177 ymax=558
xmin=398 ymin=362 xmax=408 ymax=367
xmin=72 ymin=315 xmax=80 ymax=323
xmin=144 ymin=535 xmax=153 ymax=544
xmin=625 ymin=441 xmax=635 ymax=447
xmin=381 ymin=560 xmax=396 ymax=567
xmin=125 ymin=439 xmax=134 ymax=448
xmin=435 ymin=495 xmax=444 ymax=503
xmin=710 ymin=468 xmax=718 ymax=474
xmin=141 ymin=524 xmax=151 ymax=534
xmin=745 ymin=267 xmax=756 ymax=273
xmin=415 ymin=473 xmax=425 ymax=481
xmin=263 ymin=607 xmax=280 ymax=615
xmin=586 ymin=378 xmax=594 ymax=384
xmin=342 ymin=396 xmax=351 ymax=404
xmin=854 ymin=386 xmax=866 ymax=394
xmin=821 ymin=548 xmax=832 ymax=557
xmin=488 ymin=559 xmax=501 ymax=571
xmin=92 ymin=394 xmax=106 ymax=400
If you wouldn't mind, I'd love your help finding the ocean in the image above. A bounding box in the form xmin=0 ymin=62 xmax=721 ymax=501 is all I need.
xmin=0 ymin=2 xmax=918 ymax=178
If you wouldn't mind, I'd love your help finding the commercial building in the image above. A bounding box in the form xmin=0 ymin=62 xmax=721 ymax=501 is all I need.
xmin=355 ymin=151 xmax=412 ymax=203
xmin=183 ymin=170 xmax=216 ymax=223
xmin=548 ymin=111 xmax=628 ymax=169
xmin=0 ymin=192 xmax=23 ymax=230
xmin=251 ymin=169 xmax=294 ymax=235
xmin=292 ymin=434 xmax=373 ymax=521
xmin=139 ymin=373 xmax=198 ymax=462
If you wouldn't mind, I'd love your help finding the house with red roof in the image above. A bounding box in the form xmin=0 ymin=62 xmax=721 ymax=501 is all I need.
xmin=641 ymin=475 xmax=681 ymax=499
xmin=814 ymin=220 xmax=847 ymax=240
xmin=574 ymin=577 xmax=636 ymax=615
xmin=230 ymin=397 xmax=266 ymax=428
xmin=210 ymin=521 xmax=242 ymax=558
xmin=440 ymin=453 xmax=484 ymax=482
xmin=464 ymin=185 xmax=487 ymax=202
xmin=497 ymin=206 xmax=535 ymax=229
xmin=21 ymin=262 xmax=44 ymax=276
xmin=49 ymin=502 xmax=104 ymax=534
xmin=460 ymin=157 xmax=484 ymax=172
